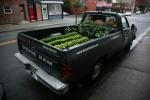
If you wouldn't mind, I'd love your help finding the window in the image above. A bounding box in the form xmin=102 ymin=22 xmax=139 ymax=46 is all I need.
xmin=48 ymin=4 xmax=62 ymax=15
xmin=3 ymin=5 xmax=12 ymax=14
xmin=121 ymin=17 xmax=129 ymax=29
xmin=83 ymin=14 xmax=118 ymax=28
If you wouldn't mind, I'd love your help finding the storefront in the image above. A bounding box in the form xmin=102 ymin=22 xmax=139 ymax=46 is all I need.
xmin=41 ymin=0 xmax=63 ymax=20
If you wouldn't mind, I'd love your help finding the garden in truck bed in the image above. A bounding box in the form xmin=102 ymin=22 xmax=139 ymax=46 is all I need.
xmin=40 ymin=22 xmax=112 ymax=50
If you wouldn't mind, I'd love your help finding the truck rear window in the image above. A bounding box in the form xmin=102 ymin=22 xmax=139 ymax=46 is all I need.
xmin=83 ymin=14 xmax=118 ymax=29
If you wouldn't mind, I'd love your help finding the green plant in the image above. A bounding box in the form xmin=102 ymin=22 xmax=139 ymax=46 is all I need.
xmin=54 ymin=37 xmax=89 ymax=49
xmin=78 ymin=21 xmax=97 ymax=38
xmin=41 ymin=32 xmax=78 ymax=43
xmin=78 ymin=21 xmax=111 ymax=38
xmin=65 ymin=26 xmax=78 ymax=33
xmin=48 ymin=34 xmax=82 ymax=45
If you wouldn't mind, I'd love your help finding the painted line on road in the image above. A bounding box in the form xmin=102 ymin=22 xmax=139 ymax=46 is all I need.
xmin=131 ymin=27 xmax=150 ymax=50
xmin=0 ymin=40 xmax=16 ymax=46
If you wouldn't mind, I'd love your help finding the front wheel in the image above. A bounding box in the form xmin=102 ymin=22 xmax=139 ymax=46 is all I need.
xmin=125 ymin=39 xmax=133 ymax=51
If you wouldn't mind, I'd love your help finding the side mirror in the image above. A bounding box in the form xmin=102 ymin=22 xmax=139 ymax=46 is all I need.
xmin=131 ymin=24 xmax=137 ymax=33
xmin=131 ymin=24 xmax=135 ymax=30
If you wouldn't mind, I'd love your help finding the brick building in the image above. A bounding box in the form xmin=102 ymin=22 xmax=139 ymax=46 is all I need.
xmin=0 ymin=0 xmax=42 ymax=24
xmin=0 ymin=0 xmax=27 ymax=24
xmin=86 ymin=0 xmax=96 ymax=11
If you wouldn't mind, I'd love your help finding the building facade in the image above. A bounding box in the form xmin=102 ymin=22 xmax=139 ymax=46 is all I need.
xmin=69 ymin=0 xmax=113 ymax=14
xmin=112 ymin=0 xmax=150 ymax=12
xmin=0 ymin=0 xmax=28 ymax=24
xmin=0 ymin=0 xmax=63 ymax=25
xmin=112 ymin=0 xmax=133 ymax=12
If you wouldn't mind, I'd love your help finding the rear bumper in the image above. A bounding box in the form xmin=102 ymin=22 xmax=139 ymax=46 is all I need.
xmin=15 ymin=53 xmax=69 ymax=94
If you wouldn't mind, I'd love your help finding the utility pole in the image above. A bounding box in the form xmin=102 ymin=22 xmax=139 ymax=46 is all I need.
xmin=132 ymin=0 xmax=135 ymax=13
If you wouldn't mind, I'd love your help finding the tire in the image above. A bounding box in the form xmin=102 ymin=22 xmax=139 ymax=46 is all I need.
xmin=125 ymin=39 xmax=133 ymax=51
xmin=81 ymin=59 xmax=104 ymax=86
xmin=88 ymin=60 xmax=103 ymax=81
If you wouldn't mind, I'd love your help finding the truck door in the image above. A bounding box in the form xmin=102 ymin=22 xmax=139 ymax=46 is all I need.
xmin=108 ymin=29 xmax=123 ymax=53
xmin=106 ymin=16 xmax=123 ymax=53
xmin=121 ymin=16 xmax=130 ymax=47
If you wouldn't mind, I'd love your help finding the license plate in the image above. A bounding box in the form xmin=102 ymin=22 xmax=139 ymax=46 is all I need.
xmin=29 ymin=66 xmax=38 ymax=80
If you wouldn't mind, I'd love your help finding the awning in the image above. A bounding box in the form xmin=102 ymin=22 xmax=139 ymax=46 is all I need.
xmin=41 ymin=1 xmax=64 ymax=4
xmin=96 ymin=1 xmax=112 ymax=7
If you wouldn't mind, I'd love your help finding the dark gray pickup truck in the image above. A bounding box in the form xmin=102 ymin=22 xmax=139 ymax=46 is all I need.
xmin=15 ymin=11 xmax=137 ymax=94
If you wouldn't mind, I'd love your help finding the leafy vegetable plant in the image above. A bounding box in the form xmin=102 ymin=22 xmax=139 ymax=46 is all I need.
xmin=48 ymin=34 xmax=82 ymax=45
xmin=41 ymin=32 xmax=78 ymax=43
xmin=54 ymin=37 xmax=89 ymax=49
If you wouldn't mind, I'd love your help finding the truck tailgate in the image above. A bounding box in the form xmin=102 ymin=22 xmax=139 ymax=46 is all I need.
xmin=18 ymin=33 xmax=65 ymax=80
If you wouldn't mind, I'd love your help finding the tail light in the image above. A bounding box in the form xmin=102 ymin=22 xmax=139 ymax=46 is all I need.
xmin=17 ymin=35 xmax=21 ymax=51
xmin=63 ymin=64 xmax=72 ymax=79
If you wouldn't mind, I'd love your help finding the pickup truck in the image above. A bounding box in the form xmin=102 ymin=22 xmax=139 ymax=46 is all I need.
xmin=15 ymin=11 xmax=137 ymax=94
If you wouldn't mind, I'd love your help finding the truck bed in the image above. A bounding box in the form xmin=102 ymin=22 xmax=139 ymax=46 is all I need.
xmin=17 ymin=23 xmax=112 ymax=81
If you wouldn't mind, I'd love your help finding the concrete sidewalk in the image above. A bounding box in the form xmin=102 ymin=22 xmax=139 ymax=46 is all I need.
xmin=0 ymin=16 xmax=81 ymax=33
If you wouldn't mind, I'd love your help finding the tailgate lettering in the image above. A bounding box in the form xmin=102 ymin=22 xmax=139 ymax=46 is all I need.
xmin=22 ymin=45 xmax=36 ymax=57
xmin=22 ymin=45 xmax=53 ymax=67
xmin=38 ymin=55 xmax=53 ymax=67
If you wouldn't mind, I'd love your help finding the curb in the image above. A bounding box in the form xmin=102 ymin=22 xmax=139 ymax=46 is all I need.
xmin=0 ymin=28 xmax=29 ymax=34
xmin=0 ymin=22 xmax=75 ymax=34
xmin=131 ymin=27 xmax=150 ymax=50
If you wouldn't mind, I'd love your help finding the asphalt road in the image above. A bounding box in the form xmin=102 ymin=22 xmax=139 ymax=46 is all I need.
xmin=0 ymin=13 xmax=150 ymax=100
xmin=127 ymin=13 xmax=150 ymax=36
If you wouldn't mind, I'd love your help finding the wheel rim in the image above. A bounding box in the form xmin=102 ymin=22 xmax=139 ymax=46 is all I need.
xmin=91 ymin=63 xmax=101 ymax=79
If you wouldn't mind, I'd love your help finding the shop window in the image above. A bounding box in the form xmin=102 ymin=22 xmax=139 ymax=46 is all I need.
xmin=3 ymin=5 xmax=12 ymax=14
xmin=48 ymin=4 xmax=62 ymax=15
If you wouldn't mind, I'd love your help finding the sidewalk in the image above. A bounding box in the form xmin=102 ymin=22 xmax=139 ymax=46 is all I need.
xmin=0 ymin=16 xmax=81 ymax=33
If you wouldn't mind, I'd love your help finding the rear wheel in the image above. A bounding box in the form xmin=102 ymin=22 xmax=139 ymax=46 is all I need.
xmin=89 ymin=60 xmax=103 ymax=81
xmin=81 ymin=60 xmax=104 ymax=85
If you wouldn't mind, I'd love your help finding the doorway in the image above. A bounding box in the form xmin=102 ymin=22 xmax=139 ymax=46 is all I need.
xmin=20 ymin=5 xmax=26 ymax=21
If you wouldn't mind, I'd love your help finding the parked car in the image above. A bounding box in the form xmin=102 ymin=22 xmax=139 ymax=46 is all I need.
xmin=63 ymin=12 xmax=69 ymax=16
xmin=136 ymin=11 xmax=141 ymax=14
xmin=124 ymin=11 xmax=132 ymax=16
xmin=15 ymin=11 xmax=137 ymax=94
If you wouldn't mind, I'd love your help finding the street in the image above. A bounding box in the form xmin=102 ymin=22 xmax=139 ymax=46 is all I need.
xmin=0 ymin=13 xmax=150 ymax=100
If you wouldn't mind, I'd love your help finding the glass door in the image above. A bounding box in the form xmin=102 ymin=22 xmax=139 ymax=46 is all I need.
xmin=42 ymin=4 xmax=48 ymax=20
